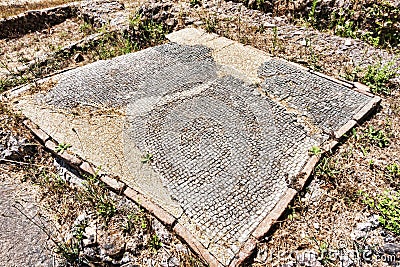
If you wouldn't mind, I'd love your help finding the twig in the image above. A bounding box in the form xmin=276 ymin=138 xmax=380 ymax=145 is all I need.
xmin=0 ymin=158 xmax=51 ymax=168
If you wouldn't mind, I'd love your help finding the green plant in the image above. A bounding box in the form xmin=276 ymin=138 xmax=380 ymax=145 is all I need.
xmin=308 ymin=0 xmax=320 ymax=26
xmin=56 ymin=142 xmax=71 ymax=153
xmin=189 ymin=0 xmax=200 ymax=7
xmin=272 ymin=25 xmax=278 ymax=52
xmin=363 ymin=126 xmax=390 ymax=148
xmin=331 ymin=9 xmax=357 ymax=39
xmin=204 ymin=14 xmax=218 ymax=33
xmin=79 ymin=22 xmax=94 ymax=34
xmin=141 ymin=153 xmax=153 ymax=164
xmin=315 ymin=157 xmax=339 ymax=178
xmin=123 ymin=207 xmax=149 ymax=234
xmin=309 ymin=145 xmax=322 ymax=156
xmin=361 ymin=60 xmax=398 ymax=95
xmin=386 ymin=163 xmax=400 ymax=180
xmin=361 ymin=190 xmax=400 ymax=235
xmin=287 ymin=205 xmax=299 ymax=220
xmin=73 ymin=221 xmax=87 ymax=243
xmin=54 ymin=241 xmax=81 ymax=264
xmin=149 ymin=234 xmax=161 ymax=252
xmin=82 ymin=174 xmax=117 ymax=220
xmin=129 ymin=14 xmax=167 ymax=48
xmin=135 ymin=207 xmax=149 ymax=230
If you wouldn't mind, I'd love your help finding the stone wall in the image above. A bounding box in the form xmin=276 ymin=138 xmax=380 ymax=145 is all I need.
xmin=0 ymin=4 xmax=78 ymax=39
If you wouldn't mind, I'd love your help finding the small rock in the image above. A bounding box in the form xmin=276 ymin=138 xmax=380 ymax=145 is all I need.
xmin=175 ymin=243 xmax=188 ymax=254
xmin=153 ymin=219 xmax=171 ymax=244
xmin=165 ymin=18 xmax=176 ymax=27
xmin=263 ymin=22 xmax=276 ymax=28
xmin=80 ymin=246 xmax=99 ymax=260
xmin=168 ymin=257 xmax=180 ymax=267
xmin=356 ymin=222 xmax=372 ymax=232
xmin=313 ymin=222 xmax=320 ymax=230
xmin=344 ymin=39 xmax=352 ymax=46
xmin=120 ymin=252 xmax=133 ymax=264
xmin=194 ymin=20 xmax=204 ymax=26
xmin=73 ymin=53 xmax=84 ymax=63
xmin=281 ymin=262 xmax=295 ymax=267
xmin=83 ymin=223 xmax=97 ymax=247
xmin=350 ymin=230 xmax=367 ymax=240
xmin=73 ymin=213 xmax=87 ymax=226
xmin=383 ymin=243 xmax=400 ymax=255
xmin=299 ymin=39 xmax=308 ymax=46
xmin=98 ymin=231 xmax=125 ymax=258
xmin=368 ymin=214 xmax=380 ymax=228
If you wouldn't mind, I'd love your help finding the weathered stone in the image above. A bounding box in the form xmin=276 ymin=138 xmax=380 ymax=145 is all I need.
xmin=9 ymin=28 xmax=378 ymax=266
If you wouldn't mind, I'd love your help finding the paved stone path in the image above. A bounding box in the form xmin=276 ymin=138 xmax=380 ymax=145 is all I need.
xmin=7 ymin=28 xmax=379 ymax=266
xmin=0 ymin=170 xmax=56 ymax=266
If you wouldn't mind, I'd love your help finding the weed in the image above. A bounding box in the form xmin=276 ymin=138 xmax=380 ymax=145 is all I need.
xmin=123 ymin=207 xmax=150 ymax=234
xmin=361 ymin=60 xmax=398 ymax=95
xmin=317 ymin=241 xmax=333 ymax=265
xmin=149 ymin=234 xmax=162 ymax=253
xmin=204 ymin=14 xmax=218 ymax=33
xmin=79 ymin=22 xmax=95 ymax=35
xmin=272 ymin=26 xmax=278 ymax=52
xmin=73 ymin=221 xmax=87 ymax=243
xmin=309 ymin=145 xmax=322 ymax=156
xmin=363 ymin=126 xmax=390 ymax=148
xmin=189 ymin=0 xmax=201 ymax=7
xmin=54 ymin=241 xmax=81 ymax=265
xmin=329 ymin=3 xmax=400 ymax=48
xmin=360 ymin=190 xmax=400 ymax=235
xmin=135 ymin=207 xmax=149 ymax=230
xmin=82 ymin=174 xmax=117 ymax=221
xmin=315 ymin=157 xmax=339 ymax=178
xmin=55 ymin=142 xmax=72 ymax=153
xmin=308 ymin=0 xmax=319 ymax=27
xmin=129 ymin=14 xmax=167 ymax=48
xmin=287 ymin=205 xmax=299 ymax=220
xmin=331 ymin=9 xmax=357 ymax=39
xmin=386 ymin=163 xmax=400 ymax=182
xmin=141 ymin=153 xmax=153 ymax=164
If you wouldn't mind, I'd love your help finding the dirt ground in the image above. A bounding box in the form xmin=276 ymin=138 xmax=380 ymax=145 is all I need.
xmin=0 ymin=0 xmax=399 ymax=266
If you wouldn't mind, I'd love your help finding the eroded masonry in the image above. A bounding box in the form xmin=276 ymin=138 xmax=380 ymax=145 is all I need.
xmin=8 ymin=28 xmax=380 ymax=266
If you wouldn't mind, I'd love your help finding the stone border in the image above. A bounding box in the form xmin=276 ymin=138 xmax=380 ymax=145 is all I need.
xmin=0 ymin=2 xmax=79 ymax=39
xmin=19 ymin=117 xmax=219 ymax=266
xmin=19 ymin=86 xmax=380 ymax=267
xmin=226 ymin=59 xmax=381 ymax=266
xmin=12 ymin=43 xmax=380 ymax=267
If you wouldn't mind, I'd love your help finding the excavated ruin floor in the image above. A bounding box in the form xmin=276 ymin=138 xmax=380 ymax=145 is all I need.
xmin=5 ymin=28 xmax=380 ymax=266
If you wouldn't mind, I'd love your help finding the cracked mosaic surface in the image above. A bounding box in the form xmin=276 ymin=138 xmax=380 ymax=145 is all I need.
xmin=259 ymin=59 xmax=371 ymax=133
xmin=13 ymin=36 xmax=375 ymax=265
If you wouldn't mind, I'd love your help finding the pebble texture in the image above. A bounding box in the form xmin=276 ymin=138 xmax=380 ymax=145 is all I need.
xmin=259 ymin=59 xmax=371 ymax=133
xmin=10 ymin=29 xmax=376 ymax=266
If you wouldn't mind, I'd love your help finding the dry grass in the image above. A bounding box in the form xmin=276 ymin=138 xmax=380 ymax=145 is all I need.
xmin=0 ymin=0 xmax=78 ymax=18
xmin=0 ymin=17 xmax=89 ymax=77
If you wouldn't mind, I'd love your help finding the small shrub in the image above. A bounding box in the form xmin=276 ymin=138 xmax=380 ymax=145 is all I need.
xmin=204 ymin=15 xmax=218 ymax=33
xmin=315 ymin=157 xmax=339 ymax=178
xmin=309 ymin=145 xmax=322 ymax=156
xmin=149 ymin=234 xmax=162 ymax=252
xmin=55 ymin=142 xmax=71 ymax=153
xmin=363 ymin=126 xmax=390 ymax=148
xmin=361 ymin=60 xmax=398 ymax=95
xmin=129 ymin=14 xmax=167 ymax=48
xmin=361 ymin=190 xmax=400 ymax=235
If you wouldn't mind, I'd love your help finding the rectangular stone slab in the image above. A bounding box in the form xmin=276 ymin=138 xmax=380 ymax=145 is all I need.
xmin=5 ymin=28 xmax=380 ymax=267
